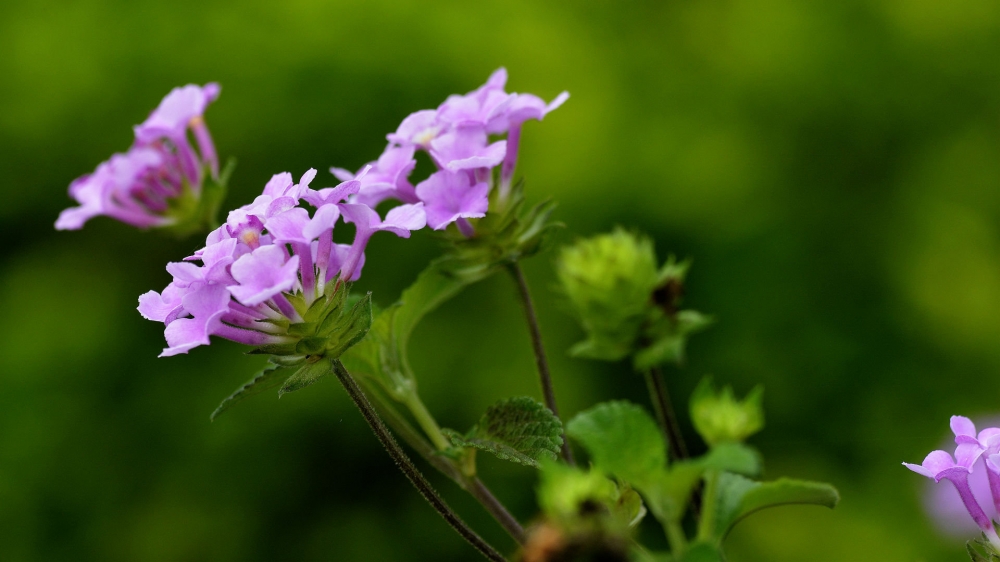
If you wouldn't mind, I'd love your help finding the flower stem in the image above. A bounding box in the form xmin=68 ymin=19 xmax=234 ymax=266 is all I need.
xmin=696 ymin=469 xmax=719 ymax=542
xmin=508 ymin=262 xmax=575 ymax=465
xmin=331 ymin=360 xmax=508 ymax=561
xmin=403 ymin=390 xmax=452 ymax=451
xmin=356 ymin=378 xmax=526 ymax=544
xmin=664 ymin=520 xmax=688 ymax=556
xmin=644 ymin=366 xmax=689 ymax=461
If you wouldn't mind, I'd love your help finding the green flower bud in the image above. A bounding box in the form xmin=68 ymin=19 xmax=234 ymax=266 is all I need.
xmin=557 ymin=228 xmax=661 ymax=361
xmin=689 ymin=377 xmax=764 ymax=447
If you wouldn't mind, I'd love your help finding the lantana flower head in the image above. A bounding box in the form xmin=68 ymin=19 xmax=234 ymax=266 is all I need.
xmin=332 ymin=68 xmax=567 ymax=235
xmin=56 ymin=83 xmax=221 ymax=231
xmin=905 ymin=416 xmax=1000 ymax=550
xmin=139 ymin=169 xmax=425 ymax=357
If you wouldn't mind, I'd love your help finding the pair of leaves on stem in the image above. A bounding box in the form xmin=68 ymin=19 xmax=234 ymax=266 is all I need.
xmin=565 ymin=401 xmax=839 ymax=560
xmin=210 ymin=287 xmax=373 ymax=421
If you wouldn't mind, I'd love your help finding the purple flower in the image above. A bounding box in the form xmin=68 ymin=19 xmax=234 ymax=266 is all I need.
xmin=905 ymin=416 xmax=1000 ymax=549
xmin=330 ymin=146 xmax=419 ymax=207
xmin=415 ymin=171 xmax=488 ymax=231
xmin=141 ymin=168 xmax=426 ymax=357
xmin=332 ymin=68 xmax=567 ymax=234
xmin=56 ymin=83 xmax=221 ymax=231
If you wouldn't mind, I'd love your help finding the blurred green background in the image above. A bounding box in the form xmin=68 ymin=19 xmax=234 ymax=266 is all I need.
xmin=2 ymin=0 xmax=1000 ymax=560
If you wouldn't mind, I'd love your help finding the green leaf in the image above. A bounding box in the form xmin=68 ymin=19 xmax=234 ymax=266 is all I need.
xmin=447 ymin=397 xmax=563 ymax=468
xmin=567 ymin=401 xmax=665 ymax=486
xmin=699 ymin=443 xmax=761 ymax=477
xmin=640 ymin=461 xmax=703 ymax=524
xmin=712 ymin=473 xmax=839 ymax=540
xmin=633 ymin=310 xmax=713 ymax=370
xmin=278 ymin=358 xmax=332 ymax=397
xmin=211 ymin=363 xmax=287 ymax=421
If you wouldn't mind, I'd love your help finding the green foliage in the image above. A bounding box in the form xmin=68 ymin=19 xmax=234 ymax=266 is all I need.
xmin=566 ymin=401 xmax=666 ymax=486
xmin=690 ymin=377 xmax=764 ymax=447
xmin=557 ymin=229 xmax=712 ymax=368
xmin=700 ymin=442 xmax=761 ymax=477
xmin=445 ymin=396 xmax=563 ymax=468
xmin=537 ymin=461 xmax=646 ymax=529
xmin=632 ymin=310 xmax=713 ymax=370
xmin=708 ymin=473 xmax=840 ymax=541
xmin=558 ymin=228 xmax=661 ymax=361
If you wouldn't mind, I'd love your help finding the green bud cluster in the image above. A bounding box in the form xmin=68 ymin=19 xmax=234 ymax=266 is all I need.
xmin=689 ymin=377 xmax=764 ymax=447
xmin=557 ymin=228 xmax=711 ymax=368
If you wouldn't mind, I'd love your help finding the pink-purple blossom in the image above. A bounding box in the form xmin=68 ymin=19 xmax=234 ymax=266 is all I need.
xmin=140 ymin=169 xmax=425 ymax=357
xmin=56 ymin=83 xmax=221 ymax=231
xmin=905 ymin=416 xmax=1000 ymax=549
xmin=330 ymin=68 xmax=567 ymax=234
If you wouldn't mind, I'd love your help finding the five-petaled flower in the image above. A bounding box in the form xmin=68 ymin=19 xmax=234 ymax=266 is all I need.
xmin=905 ymin=416 xmax=1000 ymax=550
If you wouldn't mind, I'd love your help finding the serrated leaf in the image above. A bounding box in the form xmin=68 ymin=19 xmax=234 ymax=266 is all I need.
xmin=699 ymin=443 xmax=761 ymax=477
xmin=712 ymin=473 xmax=839 ymax=540
xmin=278 ymin=357 xmax=332 ymax=397
xmin=211 ymin=364 xmax=287 ymax=421
xmin=567 ymin=401 xmax=665 ymax=486
xmin=450 ymin=397 xmax=563 ymax=468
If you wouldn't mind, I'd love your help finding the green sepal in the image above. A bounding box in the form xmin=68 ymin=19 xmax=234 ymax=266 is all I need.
xmin=211 ymin=363 xmax=288 ymax=421
xmin=967 ymin=536 xmax=1000 ymax=561
xmin=537 ymin=460 xmax=639 ymax=528
xmin=278 ymin=357 xmax=333 ymax=397
xmin=710 ymin=473 xmax=839 ymax=540
xmin=566 ymin=400 xmax=665 ymax=486
xmin=446 ymin=396 xmax=563 ymax=468
xmin=247 ymin=342 xmax=299 ymax=356
xmin=162 ymin=157 xmax=234 ymax=238
xmin=318 ymin=292 xmax=373 ymax=358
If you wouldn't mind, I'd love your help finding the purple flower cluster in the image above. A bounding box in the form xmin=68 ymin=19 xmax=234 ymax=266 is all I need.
xmin=138 ymin=168 xmax=425 ymax=356
xmin=55 ymin=83 xmax=220 ymax=230
xmin=331 ymin=68 xmax=567 ymax=234
xmin=905 ymin=416 xmax=1000 ymax=547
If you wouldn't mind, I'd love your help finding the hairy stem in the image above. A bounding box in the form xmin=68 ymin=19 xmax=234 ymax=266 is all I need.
xmin=645 ymin=366 xmax=689 ymax=460
xmin=508 ymin=262 xmax=575 ymax=465
xmin=332 ymin=360 xmax=507 ymax=561
xmin=358 ymin=378 xmax=527 ymax=544
xmin=468 ymin=477 xmax=527 ymax=544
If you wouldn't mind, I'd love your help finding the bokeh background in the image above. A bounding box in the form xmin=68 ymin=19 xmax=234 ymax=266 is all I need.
xmin=2 ymin=0 xmax=1000 ymax=560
